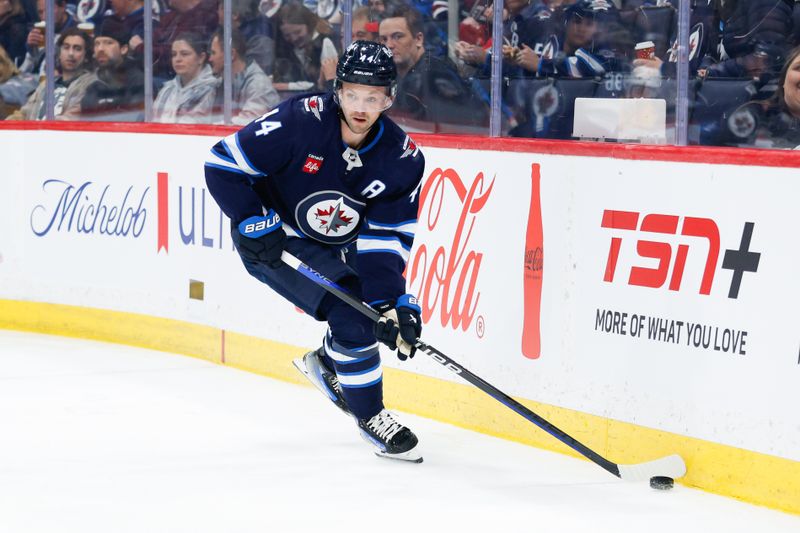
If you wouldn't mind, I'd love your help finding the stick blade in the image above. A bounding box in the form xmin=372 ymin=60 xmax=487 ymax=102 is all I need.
xmin=617 ymin=454 xmax=686 ymax=482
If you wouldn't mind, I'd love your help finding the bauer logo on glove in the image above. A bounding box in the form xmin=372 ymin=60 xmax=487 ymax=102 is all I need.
xmin=232 ymin=210 xmax=287 ymax=269
xmin=239 ymin=210 xmax=282 ymax=238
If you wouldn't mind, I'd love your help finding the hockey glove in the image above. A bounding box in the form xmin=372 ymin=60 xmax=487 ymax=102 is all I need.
xmin=231 ymin=211 xmax=287 ymax=269
xmin=373 ymin=294 xmax=422 ymax=361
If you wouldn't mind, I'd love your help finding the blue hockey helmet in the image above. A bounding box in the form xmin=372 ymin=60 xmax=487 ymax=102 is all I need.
xmin=335 ymin=40 xmax=398 ymax=97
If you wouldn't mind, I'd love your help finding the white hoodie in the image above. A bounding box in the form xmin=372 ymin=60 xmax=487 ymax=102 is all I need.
xmin=154 ymin=64 xmax=219 ymax=124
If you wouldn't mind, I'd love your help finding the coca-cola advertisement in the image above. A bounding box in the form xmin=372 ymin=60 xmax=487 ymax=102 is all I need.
xmin=402 ymin=148 xmax=543 ymax=382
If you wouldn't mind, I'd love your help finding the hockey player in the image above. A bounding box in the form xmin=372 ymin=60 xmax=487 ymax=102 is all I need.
xmin=204 ymin=40 xmax=425 ymax=462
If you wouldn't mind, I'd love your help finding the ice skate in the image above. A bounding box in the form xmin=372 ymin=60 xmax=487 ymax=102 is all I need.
xmin=293 ymin=348 xmax=352 ymax=416
xmin=357 ymin=409 xmax=422 ymax=463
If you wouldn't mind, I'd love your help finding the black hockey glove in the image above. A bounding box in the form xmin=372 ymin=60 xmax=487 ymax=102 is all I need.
xmin=231 ymin=211 xmax=286 ymax=269
xmin=373 ymin=294 xmax=422 ymax=361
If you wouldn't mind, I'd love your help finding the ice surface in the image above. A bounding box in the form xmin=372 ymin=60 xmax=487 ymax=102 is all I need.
xmin=0 ymin=330 xmax=797 ymax=533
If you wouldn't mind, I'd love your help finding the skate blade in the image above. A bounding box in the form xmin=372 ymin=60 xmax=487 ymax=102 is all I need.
xmin=292 ymin=357 xmax=352 ymax=416
xmin=374 ymin=449 xmax=424 ymax=464
xmin=293 ymin=357 xmax=331 ymax=397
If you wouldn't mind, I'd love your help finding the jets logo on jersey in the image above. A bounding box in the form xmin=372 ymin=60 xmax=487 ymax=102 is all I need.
xmin=400 ymin=135 xmax=419 ymax=159
xmin=303 ymin=154 xmax=324 ymax=174
xmin=296 ymin=191 xmax=365 ymax=244
xmin=303 ymin=96 xmax=324 ymax=121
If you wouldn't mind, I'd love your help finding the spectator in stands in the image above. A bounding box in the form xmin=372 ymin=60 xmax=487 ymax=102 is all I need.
xmin=705 ymin=0 xmax=794 ymax=81
xmin=537 ymin=0 xmax=630 ymax=78
xmin=753 ymin=45 xmax=800 ymax=148
xmin=0 ymin=46 xmax=37 ymax=116
xmin=105 ymin=0 xmax=158 ymax=62
xmin=6 ymin=27 xmax=94 ymax=119
xmin=455 ymin=0 xmax=553 ymax=78
xmin=633 ymin=0 xmax=719 ymax=80
xmin=19 ymin=0 xmax=75 ymax=75
xmin=367 ymin=0 xmax=388 ymax=16
xmin=0 ymin=45 xmax=20 ymax=117
xmin=0 ymin=0 xmax=28 ymax=67
xmin=152 ymin=0 xmax=218 ymax=79
xmin=379 ymin=3 xmax=487 ymax=126
xmin=153 ymin=31 xmax=218 ymax=122
xmin=80 ymin=17 xmax=145 ymax=120
xmin=272 ymin=2 xmax=339 ymax=92
xmin=18 ymin=0 xmax=34 ymax=23
xmin=217 ymin=0 xmax=275 ymax=75
xmin=0 ymin=44 xmax=16 ymax=84
xmin=352 ymin=5 xmax=379 ymax=43
xmin=208 ymin=27 xmax=278 ymax=124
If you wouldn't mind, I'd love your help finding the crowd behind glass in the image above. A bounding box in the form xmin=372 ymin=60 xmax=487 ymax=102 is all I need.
xmin=1 ymin=0 xmax=798 ymax=149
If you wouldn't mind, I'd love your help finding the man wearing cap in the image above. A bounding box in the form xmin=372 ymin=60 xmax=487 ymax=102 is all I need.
xmin=80 ymin=17 xmax=145 ymax=120
xmin=204 ymin=41 xmax=425 ymax=463
xmin=537 ymin=0 xmax=629 ymax=78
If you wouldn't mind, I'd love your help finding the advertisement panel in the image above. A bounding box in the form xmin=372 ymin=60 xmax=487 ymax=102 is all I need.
xmin=539 ymin=156 xmax=800 ymax=461
xmin=1 ymin=128 xmax=798 ymax=465
xmin=1 ymin=131 xmax=325 ymax=348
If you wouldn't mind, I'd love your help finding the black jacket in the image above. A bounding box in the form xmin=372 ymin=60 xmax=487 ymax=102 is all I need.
xmin=390 ymin=51 xmax=488 ymax=128
xmin=712 ymin=0 xmax=794 ymax=76
xmin=0 ymin=14 xmax=28 ymax=67
xmin=81 ymin=58 xmax=145 ymax=121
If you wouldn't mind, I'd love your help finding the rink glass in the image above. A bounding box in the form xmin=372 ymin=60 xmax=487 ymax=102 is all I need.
xmin=14 ymin=0 xmax=800 ymax=149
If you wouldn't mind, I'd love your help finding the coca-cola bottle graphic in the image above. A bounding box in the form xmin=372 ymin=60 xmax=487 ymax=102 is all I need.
xmin=522 ymin=163 xmax=543 ymax=359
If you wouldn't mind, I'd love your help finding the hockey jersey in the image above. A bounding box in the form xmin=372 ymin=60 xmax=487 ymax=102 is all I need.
xmin=204 ymin=92 xmax=426 ymax=304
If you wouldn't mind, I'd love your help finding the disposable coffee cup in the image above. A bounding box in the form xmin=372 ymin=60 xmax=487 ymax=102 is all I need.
xmin=635 ymin=41 xmax=655 ymax=60
xmin=77 ymin=22 xmax=95 ymax=36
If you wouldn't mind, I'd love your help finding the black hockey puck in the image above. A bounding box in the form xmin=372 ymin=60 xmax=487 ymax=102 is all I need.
xmin=650 ymin=476 xmax=674 ymax=490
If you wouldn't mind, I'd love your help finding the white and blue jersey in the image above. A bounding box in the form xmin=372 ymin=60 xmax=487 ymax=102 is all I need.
xmin=204 ymin=92 xmax=425 ymax=305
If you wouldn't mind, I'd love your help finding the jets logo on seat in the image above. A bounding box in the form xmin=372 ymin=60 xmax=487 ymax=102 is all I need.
xmin=303 ymin=96 xmax=324 ymax=121
xmin=400 ymin=135 xmax=419 ymax=159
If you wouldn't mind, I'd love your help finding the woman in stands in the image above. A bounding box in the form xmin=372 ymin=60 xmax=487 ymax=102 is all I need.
xmin=754 ymin=46 xmax=800 ymax=148
xmin=272 ymin=2 xmax=339 ymax=92
xmin=153 ymin=31 xmax=218 ymax=123
xmin=704 ymin=46 xmax=800 ymax=148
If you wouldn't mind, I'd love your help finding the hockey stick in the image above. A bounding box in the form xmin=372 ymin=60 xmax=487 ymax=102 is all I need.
xmin=281 ymin=250 xmax=686 ymax=482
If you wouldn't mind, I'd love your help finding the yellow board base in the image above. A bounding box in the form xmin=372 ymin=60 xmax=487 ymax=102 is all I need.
xmin=1 ymin=299 xmax=797 ymax=515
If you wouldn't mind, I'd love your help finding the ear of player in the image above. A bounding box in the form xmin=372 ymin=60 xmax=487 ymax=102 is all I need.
xmin=373 ymin=294 xmax=422 ymax=360
xmin=232 ymin=210 xmax=286 ymax=269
